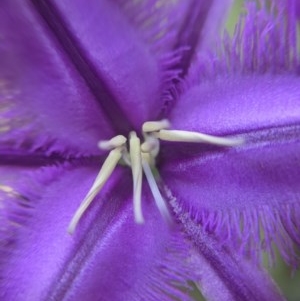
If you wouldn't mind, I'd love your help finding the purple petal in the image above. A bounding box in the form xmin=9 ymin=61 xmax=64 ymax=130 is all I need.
xmin=160 ymin=0 xmax=300 ymax=264
xmin=0 ymin=1 xmax=114 ymax=158
xmin=1 ymin=165 xmax=203 ymax=301
xmin=0 ymin=165 xmax=40 ymax=261
xmin=168 ymin=75 xmax=300 ymax=136
xmin=162 ymin=132 xmax=300 ymax=264
xmin=160 ymin=73 xmax=300 ymax=266
xmin=114 ymin=0 xmax=192 ymax=55
xmin=173 ymin=0 xmax=233 ymax=77
xmin=189 ymin=0 xmax=299 ymax=78
xmin=34 ymin=0 xmax=164 ymax=130
xmin=169 ymin=206 xmax=285 ymax=301
xmin=297 ymin=1 xmax=300 ymax=18
xmin=116 ymin=0 xmax=232 ymax=59
xmin=156 ymin=0 xmax=233 ymax=117
xmin=0 ymin=162 xmax=285 ymax=301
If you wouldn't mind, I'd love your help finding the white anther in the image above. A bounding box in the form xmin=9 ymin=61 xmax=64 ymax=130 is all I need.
xmin=142 ymin=153 xmax=172 ymax=224
xmin=68 ymin=147 xmax=122 ymax=234
xmin=129 ymin=132 xmax=144 ymax=224
xmin=142 ymin=119 xmax=170 ymax=133
xmin=98 ymin=135 xmax=127 ymax=150
xmin=156 ymin=130 xmax=244 ymax=146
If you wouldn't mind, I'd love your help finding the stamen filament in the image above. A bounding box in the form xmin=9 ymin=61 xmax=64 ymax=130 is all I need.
xmin=129 ymin=132 xmax=144 ymax=224
xmin=156 ymin=129 xmax=244 ymax=146
xmin=142 ymin=153 xmax=172 ymax=224
xmin=68 ymin=147 xmax=122 ymax=234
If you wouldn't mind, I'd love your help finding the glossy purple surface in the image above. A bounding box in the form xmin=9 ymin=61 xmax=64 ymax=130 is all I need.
xmin=0 ymin=0 xmax=299 ymax=300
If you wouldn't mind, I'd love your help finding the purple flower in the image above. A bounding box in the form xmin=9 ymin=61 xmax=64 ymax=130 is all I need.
xmin=1 ymin=1 xmax=299 ymax=301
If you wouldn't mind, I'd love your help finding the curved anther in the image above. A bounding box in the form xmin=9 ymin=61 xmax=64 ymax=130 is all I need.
xmin=98 ymin=135 xmax=127 ymax=150
xmin=156 ymin=129 xmax=244 ymax=146
xmin=68 ymin=147 xmax=122 ymax=234
xmin=129 ymin=132 xmax=144 ymax=224
xmin=142 ymin=119 xmax=170 ymax=133
xmin=141 ymin=135 xmax=160 ymax=163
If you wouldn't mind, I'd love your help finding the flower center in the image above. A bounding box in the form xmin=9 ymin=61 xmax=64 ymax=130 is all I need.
xmin=68 ymin=120 xmax=243 ymax=234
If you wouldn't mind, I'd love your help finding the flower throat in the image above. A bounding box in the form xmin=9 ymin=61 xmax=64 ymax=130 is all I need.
xmin=68 ymin=120 xmax=243 ymax=234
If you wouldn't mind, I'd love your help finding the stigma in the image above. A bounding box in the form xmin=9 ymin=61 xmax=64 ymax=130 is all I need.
xmin=67 ymin=120 xmax=243 ymax=234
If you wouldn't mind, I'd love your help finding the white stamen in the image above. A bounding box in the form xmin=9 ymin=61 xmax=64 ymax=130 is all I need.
xmin=129 ymin=132 xmax=144 ymax=224
xmin=68 ymin=119 xmax=245 ymax=234
xmin=156 ymin=129 xmax=244 ymax=146
xmin=142 ymin=119 xmax=170 ymax=133
xmin=68 ymin=147 xmax=122 ymax=234
xmin=142 ymin=153 xmax=172 ymax=224
xmin=98 ymin=135 xmax=127 ymax=150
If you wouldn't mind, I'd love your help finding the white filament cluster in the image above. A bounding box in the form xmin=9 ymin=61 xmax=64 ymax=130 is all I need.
xmin=68 ymin=120 xmax=243 ymax=234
